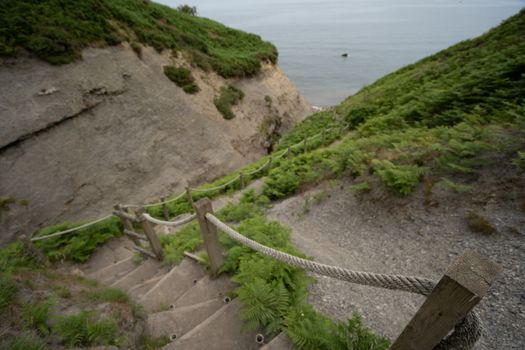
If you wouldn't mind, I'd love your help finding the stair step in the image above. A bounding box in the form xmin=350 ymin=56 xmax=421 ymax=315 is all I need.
xmin=128 ymin=273 xmax=165 ymax=299
xmin=87 ymin=256 xmax=137 ymax=284
xmin=147 ymin=298 xmax=225 ymax=339
xmin=261 ymin=333 xmax=294 ymax=350
xmin=140 ymin=258 xmax=206 ymax=312
xmin=80 ymin=236 xmax=134 ymax=275
xmin=110 ymin=258 xmax=166 ymax=291
xmin=172 ymin=274 xmax=237 ymax=309
xmin=163 ymin=299 xmax=259 ymax=350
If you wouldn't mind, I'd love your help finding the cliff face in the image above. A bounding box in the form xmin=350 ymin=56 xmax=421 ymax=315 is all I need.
xmin=0 ymin=44 xmax=312 ymax=244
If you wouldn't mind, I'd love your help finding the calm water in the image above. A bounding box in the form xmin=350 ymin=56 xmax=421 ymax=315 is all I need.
xmin=158 ymin=0 xmax=524 ymax=106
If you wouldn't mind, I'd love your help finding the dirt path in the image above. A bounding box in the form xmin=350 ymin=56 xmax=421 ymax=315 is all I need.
xmin=267 ymin=169 xmax=525 ymax=349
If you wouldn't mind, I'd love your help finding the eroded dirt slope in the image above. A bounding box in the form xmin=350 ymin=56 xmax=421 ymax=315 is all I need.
xmin=0 ymin=44 xmax=312 ymax=244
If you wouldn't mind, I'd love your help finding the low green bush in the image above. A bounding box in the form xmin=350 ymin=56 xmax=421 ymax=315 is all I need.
xmin=371 ymin=160 xmax=426 ymax=196
xmin=0 ymin=275 xmax=17 ymax=314
xmin=52 ymin=310 xmax=119 ymax=347
xmin=214 ymin=85 xmax=245 ymax=119
xmin=163 ymin=65 xmax=199 ymax=94
xmin=0 ymin=333 xmax=47 ymax=350
xmin=34 ymin=216 xmax=122 ymax=262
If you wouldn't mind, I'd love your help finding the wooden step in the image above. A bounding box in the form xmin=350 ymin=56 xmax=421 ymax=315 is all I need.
xmin=147 ymin=298 xmax=225 ymax=339
xmin=110 ymin=258 xmax=167 ymax=291
xmin=163 ymin=299 xmax=259 ymax=350
xmin=140 ymin=258 xmax=205 ymax=312
xmin=172 ymin=274 xmax=237 ymax=309
xmin=261 ymin=333 xmax=294 ymax=350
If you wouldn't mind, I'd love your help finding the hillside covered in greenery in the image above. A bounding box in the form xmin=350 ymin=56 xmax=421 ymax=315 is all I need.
xmin=0 ymin=0 xmax=277 ymax=77
xmin=266 ymin=9 xmax=525 ymax=198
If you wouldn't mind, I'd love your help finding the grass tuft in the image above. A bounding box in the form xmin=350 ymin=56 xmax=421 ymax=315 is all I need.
xmin=214 ymin=85 xmax=245 ymax=120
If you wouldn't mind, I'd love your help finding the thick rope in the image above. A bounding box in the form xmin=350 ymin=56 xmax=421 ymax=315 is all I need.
xmin=205 ymin=213 xmax=482 ymax=350
xmin=141 ymin=213 xmax=196 ymax=227
xmin=191 ymin=175 xmax=240 ymax=193
xmin=245 ymin=159 xmax=271 ymax=176
xmin=31 ymin=214 xmax=114 ymax=242
xmin=123 ymin=191 xmax=186 ymax=209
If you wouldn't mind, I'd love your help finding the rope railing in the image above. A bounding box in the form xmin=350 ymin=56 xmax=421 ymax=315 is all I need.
xmin=204 ymin=212 xmax=483 ymax=350
xmin=30 ymin=122 xmax=352 ymax=242
xmin=30 ymin=214 xmax=114 ymax=242
xmin=141 ymin=212 xmax=197 ymax=227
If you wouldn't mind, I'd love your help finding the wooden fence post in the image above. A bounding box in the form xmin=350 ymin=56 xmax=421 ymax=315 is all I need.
xmin=161 ymin=197 xmax=169 ymax=220
xmin=303 ymin=136 xmax=308 ymax=153
xmin=321 ymin=129 xmax=326 ymax=146
xmin=20 ymin=234 xmax=48 ymax=266
xmin=135 ymin=207 xmax=164 ymax=261
xmin=193 ymin=198 xmax=224 ymax=277
xmin=186 ymin=186 xmax=194 ymax=207
xmin=267 ymin=155 xmax=273 ymax=172
xmin=390 ymin=250 xmax=501 ymax=350
xmin=287 ymin=146 xmax=292 ymax=158
xmin=239 ymin=172 xmax=245 ymax=189
xmin=114 ymin=204 xmax=141 ymax=246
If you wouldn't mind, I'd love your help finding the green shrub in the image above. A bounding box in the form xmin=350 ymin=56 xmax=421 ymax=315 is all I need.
xmin=34 ymin=216 xmax=123 ymax=262
xmin=0 ymin=275 xmax=17 ymax=314
xmin=160 ymin=222 xmax=203 ymax=265
xmin=0 ymin=333 xmax=47 ymax=350
xmin=372 ymin=160 xmax=426 ymax=195
xmin=21 ymin=301 xmax=53 ymax=336
xmin=440 ymin=178 xmax=474 ymax=193
xmin=53 ymin=311 xmax=118 ymax=347
xmin=177 ymin=4 xmax=197 ymax=16
xmin=163 ymin=66 xmax=199 ymax=94
xmin=86 ymin=288 xmax=130 ymax=303
xmin=131 ymin=42 xmax=142 ymax=58
xmin=214 ymin=85 xmax=245 ymax=120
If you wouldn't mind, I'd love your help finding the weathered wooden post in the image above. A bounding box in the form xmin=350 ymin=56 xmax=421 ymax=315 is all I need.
xmin=303 ymin=136 xmax=308 ymax=153
xmin=185 ymin=186 xmax=194 ymax=207
xmin=193 ymin=198 xmax=224 ymax=277
xmin=161 ymin=197 xmax=169 ymax=220
xmin=267 ymin=155 xmax=273 ymax=172
xmin=20 ymin=234 xmax=48 ymax=266
xmin=114 ymin=204 xmax=141 ymax=246
xmin=287 ymin=145 xmax=292 ymax=158
xmin=390 ymin=250 xmax=501 ymax=350
xmin=239 ymin=172 xmax=245 ymax=189
xmin=135 ymin=207 xmax=164 ymax=261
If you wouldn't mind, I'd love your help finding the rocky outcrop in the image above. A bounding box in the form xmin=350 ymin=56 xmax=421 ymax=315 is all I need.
xmin=0 ymin=44 xmax=312 ymax=244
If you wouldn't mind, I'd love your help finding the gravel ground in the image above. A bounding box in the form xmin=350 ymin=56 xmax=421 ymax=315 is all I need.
xmin=267 ymin=165 xmax=525 ymax=349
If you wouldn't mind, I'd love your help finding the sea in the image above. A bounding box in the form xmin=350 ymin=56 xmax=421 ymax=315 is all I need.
xmin=158 ymin=0 xmax=524 ymax=107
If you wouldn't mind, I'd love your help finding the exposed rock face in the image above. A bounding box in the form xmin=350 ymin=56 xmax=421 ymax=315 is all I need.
xmin=0 ymin=44 xmax=312 ymax=244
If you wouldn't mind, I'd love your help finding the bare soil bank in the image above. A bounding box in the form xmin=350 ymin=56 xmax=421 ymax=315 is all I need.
xmin=0 ymin=44 xmax=312 ymax=244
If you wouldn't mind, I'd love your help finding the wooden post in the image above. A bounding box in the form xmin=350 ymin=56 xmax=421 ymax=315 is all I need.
xmin=114 ymin=204 xmax=141 ymax=246
xmin=135 ymin=207 xmax=164 ymax=261
xmin=161 ymin=197 xmax=169 ymax=220
xmin=20 ymin=234 xmax=48 ymax=266
xmin=267 ymin=155 xmax=273 ymax=171
xmin=287 ymin=146 xmax=292 ymax=158
xmin=390 ymin=250 xmax=501 ymax=350
xmin=303 ymin=136 xmax=308 ymax=153
xmin=321 ymin=129 xmax=326 ymax=145
xmin=186 ymin=186 xmax=194 ymax=207
xmin=239 ymin=172 xmax=245 ymax=189
xmin=193 ymin=198 xmax=224 ymax=277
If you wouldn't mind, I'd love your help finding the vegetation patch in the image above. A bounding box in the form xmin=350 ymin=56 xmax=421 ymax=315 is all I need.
xmin=0 ymin=0 xmax=277 ymax=77
xmin=33 ymin=216 xmax=122 ymax=262
xmin=0 ymin=244 xmax=140 ymax=349
xmin=465 ymin=211 xmax=497 ymax=235
xmin=163 ymin=65 xmax=199 ymax=94
xmin=214 ymin=85 xmax=245 ymax=120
